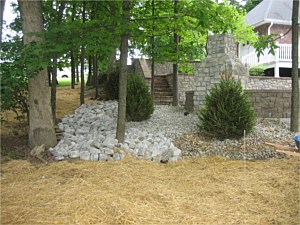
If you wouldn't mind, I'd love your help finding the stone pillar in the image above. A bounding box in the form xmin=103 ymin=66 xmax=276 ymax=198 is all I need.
xmin=184 ymin=91 xmax=194 ymax=112
xmin=193 ymin=34 xmax=249 ymax=109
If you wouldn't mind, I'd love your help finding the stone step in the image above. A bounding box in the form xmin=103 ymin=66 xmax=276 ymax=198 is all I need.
xmin=154 ymin=91 xmax=173 ymax=97
xmin=153 ymin=87 xmax=172 ymax=92
xmin=152 ymin=76 xmax=173 ymax=105
xmin=154 ymin=96 xmax=173 ymax=101
xmin=154 ymin=99 xmax=173 ymax=105
xmin=153 ymin=81 xmax=170 ymax=86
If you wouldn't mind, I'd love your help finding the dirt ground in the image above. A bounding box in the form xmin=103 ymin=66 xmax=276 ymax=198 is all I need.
xmin=1 ymin=86 xmax=300 ymax=224
xmin=1 ymin=86 xmax=95 ymax=161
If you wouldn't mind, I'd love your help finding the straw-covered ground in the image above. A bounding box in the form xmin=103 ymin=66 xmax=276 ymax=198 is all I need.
xmin=1 ymin=86 xmax=300 ymax=224
xmin=1 ymin=156 xmax=299 ymax=224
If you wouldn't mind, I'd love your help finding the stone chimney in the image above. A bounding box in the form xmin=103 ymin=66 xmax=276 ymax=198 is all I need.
xmin=193 ymin=34 xmax=249 ymax=109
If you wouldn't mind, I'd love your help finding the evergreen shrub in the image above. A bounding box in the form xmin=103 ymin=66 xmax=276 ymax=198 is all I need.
xmin=104 ymin=69 xmax=119 ymax=100
xmin=197 ymin=77 xmax=256 ymax=140
xmin=126 ymin=75 xmax=154 ymax=121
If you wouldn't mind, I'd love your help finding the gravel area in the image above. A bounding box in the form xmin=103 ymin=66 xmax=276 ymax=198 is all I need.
xmin=129 ymin=104 xmax=298 ymax=160
xmin=127 ymin=104 xmax=198 ymax=140
xmin=175 ymin=118 xmax=299 ymax=160
xmin=52 ymin=101 xmax=299 ymax=162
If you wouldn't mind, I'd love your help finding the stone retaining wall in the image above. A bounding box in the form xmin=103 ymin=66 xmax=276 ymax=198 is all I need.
xmin=247 ymin=90 xmax=291 ymax=118
xmin=146 ymin=60 xmax=173 ymax=75
xmin=132 ymin=59 xmax=151 ymax=88
xmin=166 ymin=73 xmax=195 ymax=105
xmin=247 ymin=76 xmax=292 ymax=90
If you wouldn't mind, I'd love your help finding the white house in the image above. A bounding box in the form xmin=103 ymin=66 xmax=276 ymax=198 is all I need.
xmin=239 ymin=0 xmax=300 ymax=77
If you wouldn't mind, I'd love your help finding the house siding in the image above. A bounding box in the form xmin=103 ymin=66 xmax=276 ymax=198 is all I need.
xmin=254 ymin=24 xmax=269 ymax=36
xmin=271 ymin=24 xmax=292 ymax=44
xmin=254 ymin=24 xmax=292 ymax=44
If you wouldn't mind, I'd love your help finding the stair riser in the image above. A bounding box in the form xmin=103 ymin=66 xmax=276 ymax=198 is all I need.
xmin=152 ymin=76 xmax=173 ymax=105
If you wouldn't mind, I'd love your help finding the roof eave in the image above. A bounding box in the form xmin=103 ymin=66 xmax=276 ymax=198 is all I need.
xmin=250 ymin=19 xmax=293 ymax=28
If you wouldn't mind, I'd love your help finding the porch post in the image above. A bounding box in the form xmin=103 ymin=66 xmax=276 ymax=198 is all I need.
xmin=274 ymin=65 xmax=280 ymax=78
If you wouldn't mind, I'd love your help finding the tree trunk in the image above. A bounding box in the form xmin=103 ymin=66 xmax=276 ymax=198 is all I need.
xmin=86 ymin=55 xmax=93 ymax=87
xmin=93 ymin=54 xmax=99 ymax=99
xmin=50 ymin=2 xmax=65 ymax=123
xmin=172 ymin=0 xmax=179 ymax=106
xmin=0 ymin=0 xmax=5 ymax=44
xmin=47 ymin=66 xmax=52 ymax=87
xmin=80 ymin=46 xmax=85 ymax=105
xmin=71 ymin=50 xmax=76 ymax=89
xmin=80 ymin=1 xmax=86 ymax=105
xmin=151 ymin=0 xmax=155 ymax=96
xmin=18 ymin=0 xmax=57 ymax=148
xmin=290 ymin=0 xmax=299 ymax=132
xmin=51 ymin=56 xmax=58 ymax=122
xmin=116 ymin=0 xmax=130 ymax=143
xmin=70 ymin=2 xmax=76 ymax=89
xmin=76 ymin=56 xmax=79 ymax=83
xmin=107 ymin=50 xmax=116 ymax=78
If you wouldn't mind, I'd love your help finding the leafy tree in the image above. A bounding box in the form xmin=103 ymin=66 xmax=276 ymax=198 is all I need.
xmin=0 ymin=37 xmax=29 ymax=121
xmin=244 ymin=0 xmax=263 ymax=12
xmin=44 ymin=0 xmax=66 ymax=122
xmin=0 ymin=0 xmax=5 ymax=43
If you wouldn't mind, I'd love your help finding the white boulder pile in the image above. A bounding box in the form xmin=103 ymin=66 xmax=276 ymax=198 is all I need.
xmin=49 ymin=101 xmax=193 ymax=163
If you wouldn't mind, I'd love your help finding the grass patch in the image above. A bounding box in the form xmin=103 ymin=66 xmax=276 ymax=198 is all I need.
xmin=57 ymin=78 xmax=72 ymax=87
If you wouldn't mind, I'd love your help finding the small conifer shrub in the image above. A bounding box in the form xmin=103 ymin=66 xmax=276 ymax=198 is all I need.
xmin=104 ymin=69 xmax=119 ymax=100
xmin=126 ymin=75 xmax=154 ymax=121
xmin=197 ymin=77 xmax=256 ymax=139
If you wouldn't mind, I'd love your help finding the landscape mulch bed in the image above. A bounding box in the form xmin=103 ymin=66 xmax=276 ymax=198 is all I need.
xmin=1 ymin=156 xmax=299 ymax=224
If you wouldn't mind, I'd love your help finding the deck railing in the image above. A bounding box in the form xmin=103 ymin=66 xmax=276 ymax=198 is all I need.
xmin=241 ymin=44 xmax=299 ymax=67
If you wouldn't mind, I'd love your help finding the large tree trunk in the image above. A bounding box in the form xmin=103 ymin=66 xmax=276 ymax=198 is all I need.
xmin=172 ymin=0 xmax=179 ymax=106
xmin=0 ymin=0 xmax=5 ymax=44
xmin=116 ymin=0 xmax=130 ymax=143
xmin=290 ymin=0 xmax=299 ymax=132
xmin=18 ymin=0 xmax=57 ymax=148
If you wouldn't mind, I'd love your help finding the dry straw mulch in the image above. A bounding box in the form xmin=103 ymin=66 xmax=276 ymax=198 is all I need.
xmin=1 ymin=156 xmax=299 ymax=225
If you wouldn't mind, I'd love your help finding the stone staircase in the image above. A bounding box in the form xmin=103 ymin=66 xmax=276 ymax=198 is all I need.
xmin=153 ymin=76 xmax=173 ymax=105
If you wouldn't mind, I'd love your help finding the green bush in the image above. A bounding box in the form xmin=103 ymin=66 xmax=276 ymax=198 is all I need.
xmin=104 ymin=69 xmax=119 ymax=100
xmin=0 ymin=62 xmax=29 ymax=122
xmin=126 ymin=75 xmax=154 ymax=122
xmin=249 ymin=65 xmax=265 ymax=76
xmin=197 ymin=77 xmax=256 ymax=140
